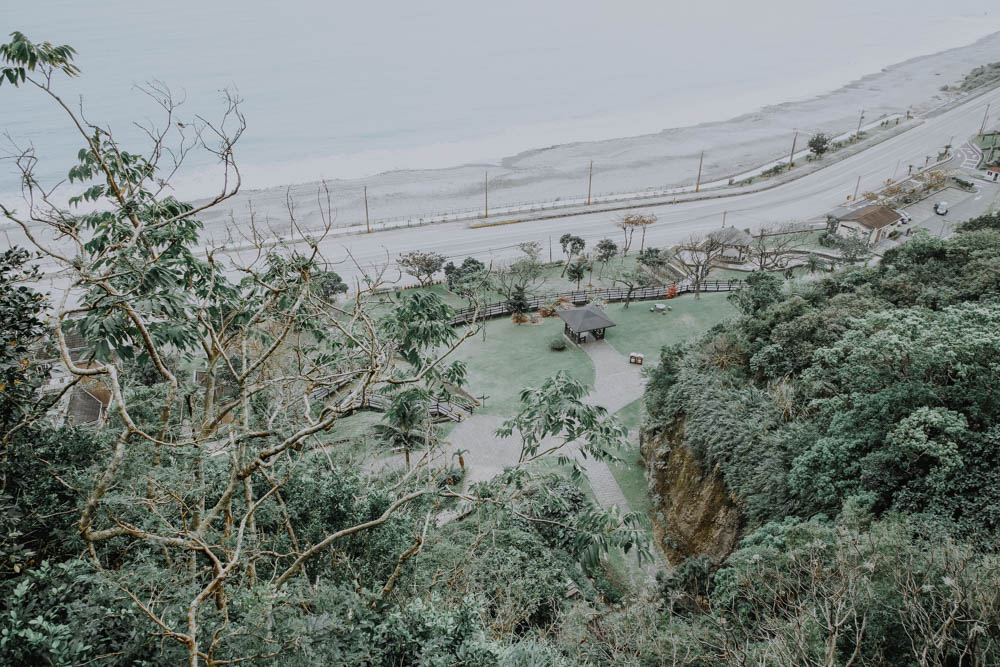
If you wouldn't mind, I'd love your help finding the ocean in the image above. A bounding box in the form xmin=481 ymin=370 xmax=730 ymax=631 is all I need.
xmin=3 ymin=0 xmax=1000 ymax=202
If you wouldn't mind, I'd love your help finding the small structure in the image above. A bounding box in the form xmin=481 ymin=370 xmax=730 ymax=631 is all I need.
xmin=629 ymin=352 xmax=644 ymax=365
xmin=986 ymin=166 xmax=1000 ymax=183
xmin=66 ymin=386 xmax=109 ymax=426
xmin=834 ymin=204 xmax=903 ymax=245
xmin=708 ymin=227 xmax=753 ymax=262
xmin=557 ymin=304 xmax=616 ymax=344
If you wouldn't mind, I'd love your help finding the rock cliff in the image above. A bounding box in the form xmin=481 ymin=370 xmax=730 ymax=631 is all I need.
xmin=641 ymin=417 xmax=743 ymax=565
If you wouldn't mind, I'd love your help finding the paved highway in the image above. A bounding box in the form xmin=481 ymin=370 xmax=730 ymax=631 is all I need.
xmin=276 ymin=85 xmax=1000 ymax=285
xmin=7 ymin=85 xmax=1000 ymax=290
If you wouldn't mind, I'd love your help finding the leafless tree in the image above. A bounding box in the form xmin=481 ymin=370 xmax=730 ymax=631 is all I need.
xmin=745 ymin=224 xmax=809 ymax=272
xmin=671 ymin=234 xmax=724 ymax=299
xmin=615 ymin=213 xmax=656 ymax=255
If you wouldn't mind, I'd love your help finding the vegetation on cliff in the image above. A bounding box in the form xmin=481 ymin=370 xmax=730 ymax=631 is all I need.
xmin=641 ymin=215 xmax=1000 ymax=663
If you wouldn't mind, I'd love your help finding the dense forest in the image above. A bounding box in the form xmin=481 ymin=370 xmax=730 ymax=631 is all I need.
xmin=641 ymin=215 xmax=1000 ymax=664
xmin=2 ymin=32 xmax=1000 ymax=666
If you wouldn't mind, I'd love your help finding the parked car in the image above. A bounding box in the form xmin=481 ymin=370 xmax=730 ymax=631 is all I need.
xmin=896 ymin=210 xmax=912 ymax=223
xmin=934 ymin=202 xmax=949 ymax=215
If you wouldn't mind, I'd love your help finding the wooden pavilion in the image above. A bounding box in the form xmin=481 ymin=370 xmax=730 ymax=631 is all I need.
xmin=557 ymin=305 xmax=616 ymax=343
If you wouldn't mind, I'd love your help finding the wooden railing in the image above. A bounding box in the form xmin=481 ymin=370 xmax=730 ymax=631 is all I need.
xmin=450 ymin=279 xmax=743 ymax=325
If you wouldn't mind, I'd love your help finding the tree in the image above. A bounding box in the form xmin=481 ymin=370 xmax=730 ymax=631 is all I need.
xmin=611 ymin=267 xmax=654 ymax=309
xmin=728 ymin=271 xmax=783 ymax=318
xmin=808 ymin=132 xmax=831 ymax=157
xmin=492 ymin=257 xmax=545 ymax=301
xmin=398 ymin=250 xmax=446 ymax=286
xmin=805 ymin=253 xmax=823 ymax=274
xmin=0 ymin=248 xmax=49 ymax=435
xmin=444 ymin=256 xmax=485 ymax=290
xmin=558 ymin=233 xmax=585 ymax=276
xmin=615 ymin=213 xmax=655 ymax=255
xmin=672 ymin=234 xmax=724 ymax=299
xmin=745 ymin=225 xmax=808 ymax=271
xmin=0 ymin=34 xmax=486 ymax=664
xmin=636 ymin=246 xmax=667 ymax=272
xmin=312 ymin=269 xmax=348 ymax=301
xmin=835 ymin=233 xmax=870 ymax=265
xmin=507 ymin=285 xmax=531 ymax=323
xmin=517 ymin=241 xmax=542 ymax=261
xmin=566 ymin=259 xmax=587 ymax=289
xmin=595 ymin=239 xmax=618 ymax=278
xmin=373 ymin=389 xmax=432 ymax=470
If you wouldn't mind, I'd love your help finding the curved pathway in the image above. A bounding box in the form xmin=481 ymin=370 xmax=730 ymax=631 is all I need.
xmin=450 ymin=338 xmax=645 ymax=511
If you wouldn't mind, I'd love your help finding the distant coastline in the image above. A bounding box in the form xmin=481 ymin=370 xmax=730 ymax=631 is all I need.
xmin=192 ymin=30 xmax=1000 ymax=239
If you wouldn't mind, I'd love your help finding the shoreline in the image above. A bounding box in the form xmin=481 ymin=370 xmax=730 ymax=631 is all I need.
xmin=11 ymin=30 xmax=1000 ymax=242
xmin=196 ymin=29 xmax=1000 ymax=239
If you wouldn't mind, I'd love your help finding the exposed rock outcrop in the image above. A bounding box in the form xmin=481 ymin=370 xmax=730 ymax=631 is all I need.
xmin=641 ymin=417 xmax=743 ymax=565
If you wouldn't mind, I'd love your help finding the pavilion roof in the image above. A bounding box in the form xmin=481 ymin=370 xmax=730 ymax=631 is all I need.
xmin=557 ymin=305 xmax=617 ymax=333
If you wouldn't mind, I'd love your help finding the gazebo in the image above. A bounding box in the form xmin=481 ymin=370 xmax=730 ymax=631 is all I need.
xmin=557 ymin=305 xmax=616 ymax=344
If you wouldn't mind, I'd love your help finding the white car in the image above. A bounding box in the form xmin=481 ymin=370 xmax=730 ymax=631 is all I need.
xmin=896 ymin=210 xmax=912 ymax=224
xmin=934 ymin=202 xmax=948 ymax=215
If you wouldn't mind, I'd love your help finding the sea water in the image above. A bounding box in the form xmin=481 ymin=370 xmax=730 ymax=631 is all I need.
xmin=3 ymin=0 xmax=1000 ymax=201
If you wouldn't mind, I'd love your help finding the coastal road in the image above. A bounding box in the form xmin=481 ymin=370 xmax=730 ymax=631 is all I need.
xmin=6 ymin=85 xmax=1000 ymax=289
xmin=284 ymin=85 xmax=1000 ymax=285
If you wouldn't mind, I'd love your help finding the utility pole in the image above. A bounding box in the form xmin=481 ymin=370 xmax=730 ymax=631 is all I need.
xmin=980 ymin=103 xmax=991 ymax=136
xmin=722 ymin=210 xmax=727 ymax=227
xmin=925 ymin=155 xmax=932 ymax=168
xmin=893 ymin=158 xmax=900 ymax=180
xmin=484 ymin=171 xmax=488 ymax=219
xmin=364 ymin=185 xmax=370 ymax=233
xmin=548 ymin=236 xmax=552 ymax=263
xmin=587 ymin=160 xmax=593 ymax=206
xmin=695 ymin=150 xmax=704 ymax=193
xmin=852 ymin=175 xmax=861 ymax=202
xmin=788 ymin=130 xmax=798 ymax=171
xmin=855 ymin=109 xmax=865 ymax=142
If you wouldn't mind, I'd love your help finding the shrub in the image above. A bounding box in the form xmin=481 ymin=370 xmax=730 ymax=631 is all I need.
xmin=549 ymin=336 xmax=567 ymax=351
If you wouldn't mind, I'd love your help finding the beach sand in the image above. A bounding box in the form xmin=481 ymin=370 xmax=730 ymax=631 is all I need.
xmin=198 ymin=31 xmax=1000 ymax=239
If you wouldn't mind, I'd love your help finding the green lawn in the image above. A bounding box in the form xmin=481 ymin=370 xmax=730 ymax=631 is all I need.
xmin=602 ymin=293 xmax=735 ymax=360
xmin=448 ymin=317 xmax=596 ymax=416
xmin=612 ymin=397 xmax=643 ymax=431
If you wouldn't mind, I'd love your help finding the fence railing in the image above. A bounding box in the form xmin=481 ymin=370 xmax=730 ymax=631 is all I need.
xmin=450 ymin=279 xmax=743 ymax=325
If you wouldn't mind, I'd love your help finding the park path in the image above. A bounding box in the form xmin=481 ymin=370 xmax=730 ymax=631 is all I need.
xmin=451 ymin=339 xmax=645 ymax=498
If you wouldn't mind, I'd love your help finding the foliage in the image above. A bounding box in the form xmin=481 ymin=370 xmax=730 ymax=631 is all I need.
xmin=0 ymin=248 xmax=48 ymax=433
xmin=507 ymin=285 xmax=531 ymax=321
xmin=312 ymin=269 xmax=348 ymax=301
xmin=566 ymin=259 xmax=587 ymax=288
xmin=397 ymin=250 xmax=446 ymax=286
xmin=636 ymin=246 xmax=666 ymax=271
xmin=549 ymin=336 xmax=567 ymax=351
xmin=807 ymin=131 xmax=830 ymax=157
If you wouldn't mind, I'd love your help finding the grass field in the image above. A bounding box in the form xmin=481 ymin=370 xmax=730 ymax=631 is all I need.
xmin=448 ymin=316 xmax=596 ymax=416
xmin=602 ymin=292 xmax=735 ymax=360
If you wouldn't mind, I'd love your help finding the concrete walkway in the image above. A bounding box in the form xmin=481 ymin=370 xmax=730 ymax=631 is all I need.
xmin=450 ymin=338 xmax=645 ymax=510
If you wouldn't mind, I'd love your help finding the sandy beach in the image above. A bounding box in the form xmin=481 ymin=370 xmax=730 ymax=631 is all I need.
xmin=129 ymin=32 xmax=1000 ymax=240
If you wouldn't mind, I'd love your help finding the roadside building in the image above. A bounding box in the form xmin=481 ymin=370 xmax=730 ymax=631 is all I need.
xmin=707 ymin=227 xmax=753 ymax=262
xmin=834 ymin=204 xmax=902 ymax=245
xmin=986 ymin=166 xmax=1000 ymax=183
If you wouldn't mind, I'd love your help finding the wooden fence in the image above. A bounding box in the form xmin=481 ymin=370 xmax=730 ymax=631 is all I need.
xmin=450 ymin=279 xmax=744 ymax=325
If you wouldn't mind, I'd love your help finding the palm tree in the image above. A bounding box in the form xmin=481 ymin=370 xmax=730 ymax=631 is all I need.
xmin=372 ymin=389 xmax=431 ymax=470
xmin=805 ymin=253 xmax=822 ymax=274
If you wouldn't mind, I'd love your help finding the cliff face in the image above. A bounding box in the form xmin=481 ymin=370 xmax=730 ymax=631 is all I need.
xmin=641 ymin=418 xmax=743 ymax=565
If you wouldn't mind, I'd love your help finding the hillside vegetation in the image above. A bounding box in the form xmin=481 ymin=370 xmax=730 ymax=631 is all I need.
xmin=641 ymin=214 xmax=1000 ymax=663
